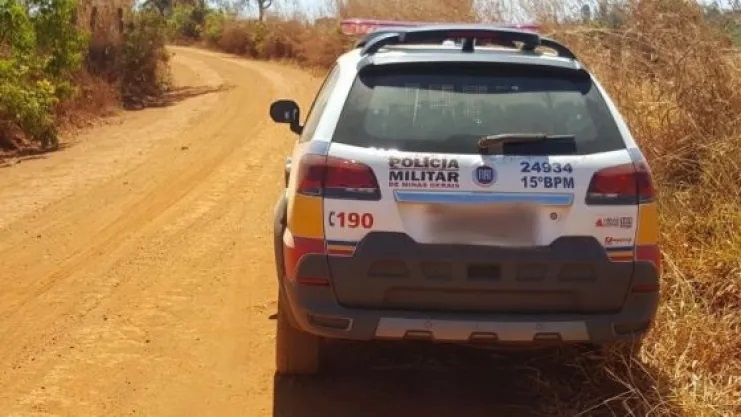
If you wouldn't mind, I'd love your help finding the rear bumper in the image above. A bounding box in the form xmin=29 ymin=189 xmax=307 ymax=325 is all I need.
xmin=281 ymin=276 xmax=659 ymax=344
xmin=323 ymin=233 xmax=648 ymax=315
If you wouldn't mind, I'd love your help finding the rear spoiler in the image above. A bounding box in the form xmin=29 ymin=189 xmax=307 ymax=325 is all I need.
xmin=339 ymin=18 xmax=575 ymax=60
xmin=341 ymin=19 xmax=576 ymax=60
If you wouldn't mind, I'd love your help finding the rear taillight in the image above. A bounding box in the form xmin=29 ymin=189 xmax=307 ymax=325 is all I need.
xmin=636 ymin=244 xmax=662 ymax=276
xmin=585 ymin=162 xmax=655 ymax=205
xmin=283 ymin=235 xmax=330 ymax=286
xmin=296 ymin=154 xmax=381 ymax=200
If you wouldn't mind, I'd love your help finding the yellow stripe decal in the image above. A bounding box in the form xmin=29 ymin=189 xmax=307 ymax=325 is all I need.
xmin=636 ymin=202 xmax=659 ymax=245
xmin=327 ymin=240 xmax=357 ymax=256
xmin=606 ymin=246 xmax=635 ymax=262
xmin=287 ymin=194 xmax=323 ymax=239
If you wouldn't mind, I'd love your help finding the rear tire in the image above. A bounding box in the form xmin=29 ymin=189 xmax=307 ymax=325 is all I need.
xmin=275 ymin=286 xmax=321 ymax=376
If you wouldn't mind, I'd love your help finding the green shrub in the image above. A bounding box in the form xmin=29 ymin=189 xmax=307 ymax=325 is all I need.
xmin=0 ymin=60 xmax=59 ymax=148
xmin=204 ymin=11 xmax=226 ymax=46
xmin=31 ymin=0 xmax=87 ymax=79
xmin=0 ymin=0 xmax=85 ymax=149
xmin=167 ymin=3 xmax=211 ymax=42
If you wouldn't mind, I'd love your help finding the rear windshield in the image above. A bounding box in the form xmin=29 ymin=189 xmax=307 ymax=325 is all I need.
xmin=332 ymin=64 xmax=625 ymax=155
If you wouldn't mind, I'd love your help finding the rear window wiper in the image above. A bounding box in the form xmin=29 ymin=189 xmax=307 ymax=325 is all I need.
xmin=478 ymin=133 xmax=576 ymax=150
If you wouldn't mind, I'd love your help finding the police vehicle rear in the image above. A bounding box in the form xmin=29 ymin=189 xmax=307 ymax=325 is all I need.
xmin=269 ymin=19 xmax=661 ymax=375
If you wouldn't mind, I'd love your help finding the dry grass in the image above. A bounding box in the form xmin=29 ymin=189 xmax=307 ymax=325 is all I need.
xmin=51 ymin=9 xmax=129 ymax=133
xmin=54 ymin=70 xmax=120 ymax=130
xmin=194 ymin=1 xmax=740 ymax=415
xmin=549 ymin=5 xmax=741 ymax=414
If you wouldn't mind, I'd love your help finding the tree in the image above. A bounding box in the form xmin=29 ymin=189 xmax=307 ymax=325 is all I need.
xmin=222 ymin=0 xmax=271 ymax=22
xmin=142 ymin=0 xmax=206 ymax=17
xmin=142 ymin=0 xmax=173 ymax=16
xmin=592 ymin=0 xmax=626 ymax=29
xmin=256 ymin=0 xmax=271 ymax=22
xmin=581 ymin=4 xmax=592 ymax=23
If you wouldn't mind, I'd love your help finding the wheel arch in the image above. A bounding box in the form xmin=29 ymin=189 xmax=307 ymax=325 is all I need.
xmin=273 ymin=192 xmax=288 ymax=281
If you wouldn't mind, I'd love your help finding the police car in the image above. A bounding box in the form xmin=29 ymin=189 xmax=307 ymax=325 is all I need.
xmin=269 ymin=19 xmax=661 ymax=375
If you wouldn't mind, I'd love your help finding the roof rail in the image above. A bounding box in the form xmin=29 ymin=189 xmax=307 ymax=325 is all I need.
xmin=341 ymin=18 xmax=541 ymax=48
xmin=355 ymin=24 xmax=577 ymax=60
xmin=539 ymin=38 xmax=577 ymax=60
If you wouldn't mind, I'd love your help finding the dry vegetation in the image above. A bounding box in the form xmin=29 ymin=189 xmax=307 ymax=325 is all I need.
xmin=186 ymin=0 xmax=741 ymax=415
xmin=0 ymin=1 xmax=170 ymax=158
xmin=547 ymin=5 xmax=741 ymax=415
xmin=74 ymin=6 xmax=171 ymax=112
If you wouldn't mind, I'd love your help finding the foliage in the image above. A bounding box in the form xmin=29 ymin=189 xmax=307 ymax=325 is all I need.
xmin=0 ymin=0 xmax=172 ymax=150
xmin=142 ymin=0 xmax=173 ymax=16
xmin=0 ymin=0 xmax=36 ymax=53
xmin=203 ymin=10 xmax=226 ymax=45
xmin=255 ymin=0 xmax=272 ymax=22
xmin=0 ymin=58 xmax=59 ymax=148
xmin=0 ymin=0 xmax=85 ymax=149
xmin=168 ymin=3 xmax=208 ymax=40
xmin=704 ymin=2 xmax=741 ymax=45
xmin=31 ymin=0 xmax=87 ymax=79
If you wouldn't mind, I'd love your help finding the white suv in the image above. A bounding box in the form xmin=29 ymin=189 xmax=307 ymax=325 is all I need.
xmin=270 ymin=20 xmax=661 ymax=375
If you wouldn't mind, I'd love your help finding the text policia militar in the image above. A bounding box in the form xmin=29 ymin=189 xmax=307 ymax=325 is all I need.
xmin=388 ymin=156 xmax=460 ymax=189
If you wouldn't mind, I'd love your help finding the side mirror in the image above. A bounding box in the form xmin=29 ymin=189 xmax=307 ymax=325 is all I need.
xmin=270 ymin=99 xmax=303 ymax=135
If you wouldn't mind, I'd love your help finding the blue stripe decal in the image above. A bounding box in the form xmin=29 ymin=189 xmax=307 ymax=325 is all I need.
xmin=393 ymin=190 xmax=574 ymax=206
xmin=627 ymin=147 xmax=645 ymax=164
xmin=305 ymin=140 xmax=330 ymax=156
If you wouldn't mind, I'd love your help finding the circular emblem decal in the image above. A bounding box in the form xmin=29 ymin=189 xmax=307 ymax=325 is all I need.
xmin=473 ymin=164 xmax=496 ymax=187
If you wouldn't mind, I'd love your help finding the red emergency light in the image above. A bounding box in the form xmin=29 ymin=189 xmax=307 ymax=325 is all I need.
xmin=339 ymin=18 xmax=541 ymax=36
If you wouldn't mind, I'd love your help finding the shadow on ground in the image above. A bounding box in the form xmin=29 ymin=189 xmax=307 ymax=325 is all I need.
xmin=1 ymin=84 xmax=231 ymax=165
xmin=125 ymin=84 xmax=234 ymax=110
xmin=273 ymin=340 xmax=680 ymax=417
xmin=0 ymin=143 xmax=71 ymax=168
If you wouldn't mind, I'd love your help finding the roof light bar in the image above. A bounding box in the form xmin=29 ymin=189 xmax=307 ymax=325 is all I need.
xmin=340 ymin=18 xmax=436 ymax=36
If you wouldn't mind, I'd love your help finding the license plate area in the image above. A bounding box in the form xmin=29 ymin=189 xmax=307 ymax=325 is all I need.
xmin=402 ymin=202 xmax=539 ymax=247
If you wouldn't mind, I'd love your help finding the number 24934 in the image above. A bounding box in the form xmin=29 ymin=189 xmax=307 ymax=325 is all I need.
xmin=520 ymin=161 xmax=573 ymax=173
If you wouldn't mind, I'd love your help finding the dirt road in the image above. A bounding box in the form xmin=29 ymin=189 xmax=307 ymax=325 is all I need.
xmin=0 ymin=47 xmax=543 ymax=417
